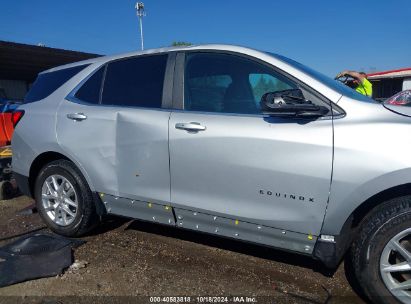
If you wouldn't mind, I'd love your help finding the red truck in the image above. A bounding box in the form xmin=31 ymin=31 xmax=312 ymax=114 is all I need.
xmin=0 ymin=96 xmax=22 ymax=199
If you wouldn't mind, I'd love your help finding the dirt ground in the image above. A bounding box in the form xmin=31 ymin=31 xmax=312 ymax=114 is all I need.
xmin=0 ymin=196 xmax=366 ymax=303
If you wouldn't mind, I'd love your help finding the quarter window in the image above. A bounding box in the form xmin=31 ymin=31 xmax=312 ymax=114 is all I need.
xmin=101 ymin=55 xmax=167 ymax=108
xmin=184 ymin=53 xmax=297 ymax=114
xmin=25 ymin=64 xmax=88 ymax=103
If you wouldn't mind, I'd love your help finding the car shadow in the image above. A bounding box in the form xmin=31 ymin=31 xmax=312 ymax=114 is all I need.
xmin=82 ymin=215 xmax=370 ymax=302
xmin=125 ymin=218 xmax=335 ymax=277
xmin=85 ymin=216 xmax=130 ymax=236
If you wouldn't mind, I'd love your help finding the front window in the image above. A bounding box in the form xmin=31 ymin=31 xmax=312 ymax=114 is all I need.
xmin=249 ymin=73 xmax=293 ymax=105
xmin=267 ymin=53 xmax=375 ymax=103
xmin=184 ymin=52 xmax=297 ymax=115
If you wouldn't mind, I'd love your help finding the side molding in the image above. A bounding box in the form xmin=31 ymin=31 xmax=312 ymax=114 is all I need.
xmin=100 ymin=193 xmax=317 ymax=255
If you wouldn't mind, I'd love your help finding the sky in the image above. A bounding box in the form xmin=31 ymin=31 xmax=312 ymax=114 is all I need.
xmin=1 ymin=0 xmax=410 ymax=76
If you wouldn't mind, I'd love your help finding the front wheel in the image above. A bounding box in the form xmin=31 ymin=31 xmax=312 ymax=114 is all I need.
xmin=34 ymin=159 xmax=99 ymax=236
xmin=351 ymin=196 xmax=411 ymax=304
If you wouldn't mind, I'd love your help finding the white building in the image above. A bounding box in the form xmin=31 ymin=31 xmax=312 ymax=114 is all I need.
xmin=367 ymin=68 xmax=411 ymax=100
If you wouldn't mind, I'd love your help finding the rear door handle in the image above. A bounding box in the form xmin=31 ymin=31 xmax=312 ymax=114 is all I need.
xmin=175 ymin=122 xmax=206 ymax=132
xmin=67 ymin=113 xmax=87 ymax=121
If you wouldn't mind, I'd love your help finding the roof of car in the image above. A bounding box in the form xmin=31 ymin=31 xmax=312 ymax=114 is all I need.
xmin=42 ymin=44 xmax=262 ymax=73
xmin=38 ymin=44 xmax=346 ymax=103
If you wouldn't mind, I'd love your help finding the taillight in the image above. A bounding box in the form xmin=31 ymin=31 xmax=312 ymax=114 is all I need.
xmin=11 ymin=110 xmax=24 ymax=127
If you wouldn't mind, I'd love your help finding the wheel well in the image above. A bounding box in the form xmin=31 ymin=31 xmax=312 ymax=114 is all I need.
xmin=28 ymin=151 xmax=105 ymax=217
xmin=350 ymin=183 xmax=411 ymax=229
xmin=314 ymin=183 xmax=411 ymax=268
xmin=28 ymin=151 xmax=69 ymax=196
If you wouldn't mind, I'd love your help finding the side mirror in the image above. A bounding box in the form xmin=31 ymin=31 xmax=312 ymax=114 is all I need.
xmin=260 ymin=89 xmax=329 ymax=118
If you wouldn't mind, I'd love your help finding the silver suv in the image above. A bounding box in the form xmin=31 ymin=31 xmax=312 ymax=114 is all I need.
xmin=12 ymin=45 xmax=411 ymax=303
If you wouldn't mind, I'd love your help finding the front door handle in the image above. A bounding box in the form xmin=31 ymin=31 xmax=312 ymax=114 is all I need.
xmin=175 ymin=122 xmax=206 ymax=132
xmin=67 ymin=113 xmax=87 ymax=121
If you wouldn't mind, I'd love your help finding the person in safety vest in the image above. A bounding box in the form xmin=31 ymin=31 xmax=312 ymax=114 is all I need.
xmin=336 ymin=70 xmax=373 ymax=97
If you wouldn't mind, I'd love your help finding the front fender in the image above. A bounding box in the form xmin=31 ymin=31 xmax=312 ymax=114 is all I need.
xmin=322 ymin=169 xmax=411 ymax=236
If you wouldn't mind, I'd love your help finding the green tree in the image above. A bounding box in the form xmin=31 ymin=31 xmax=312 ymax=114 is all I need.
xmin=171 ymin=41 xmax=193 ymax=46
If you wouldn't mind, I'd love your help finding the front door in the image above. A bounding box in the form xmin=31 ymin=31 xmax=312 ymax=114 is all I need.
xmin=169 ymin=52 xmax=333 ymax=235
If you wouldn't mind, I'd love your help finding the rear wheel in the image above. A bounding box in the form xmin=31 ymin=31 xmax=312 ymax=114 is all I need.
xmin=352 ymin=196 xmax=411 ymax=304
xmin=34 ymin=159 xmax=99 ymax=236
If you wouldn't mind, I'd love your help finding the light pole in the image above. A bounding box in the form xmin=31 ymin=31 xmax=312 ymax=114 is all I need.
xmin=135 ymin=2 xmax=146 ymax=50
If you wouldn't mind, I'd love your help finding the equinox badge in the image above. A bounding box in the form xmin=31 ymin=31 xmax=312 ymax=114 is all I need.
xmin=259 ymin=190 xmax=314 ymax=202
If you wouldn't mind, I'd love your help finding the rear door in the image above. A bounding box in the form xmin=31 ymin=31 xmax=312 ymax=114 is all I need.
xmin=56 ymin=54 xmax=173 ymax=204
xmin=168 ymin=52 xmax=333 ymax=236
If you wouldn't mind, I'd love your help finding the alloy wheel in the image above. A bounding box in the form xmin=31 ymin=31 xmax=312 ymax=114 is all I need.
xmin=380 ymin=227 xmax=411 ymax=303
xmin=41 ymin=174 xmax=78 ymax=226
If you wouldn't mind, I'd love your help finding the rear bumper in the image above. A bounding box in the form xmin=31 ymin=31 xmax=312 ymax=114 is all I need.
xmin=13 ymin=172 xmax=31 ymax=197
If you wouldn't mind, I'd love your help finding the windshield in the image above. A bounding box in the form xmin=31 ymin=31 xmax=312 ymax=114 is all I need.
xmin=267 ymin=53 xmax=375 ymax=103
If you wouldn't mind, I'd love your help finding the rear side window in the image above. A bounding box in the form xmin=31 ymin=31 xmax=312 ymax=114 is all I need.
xmin=101 ymin=55 xmax=167 ymax=108
xmin=25 ymin=64 xmax=88 ymax=103
xmin=74 ymin=67 xmax=105 ymax=104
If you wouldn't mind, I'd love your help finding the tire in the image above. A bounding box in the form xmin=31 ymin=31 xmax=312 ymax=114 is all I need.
xmin=34 ymin=159 xmax=99 ymax=237
xmin=351 ymin=196 xmax=411 ymax=304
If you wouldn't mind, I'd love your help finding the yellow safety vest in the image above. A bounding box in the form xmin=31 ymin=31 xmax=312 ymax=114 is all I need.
xmin=356 ymin=78 xmax=373 ymax=97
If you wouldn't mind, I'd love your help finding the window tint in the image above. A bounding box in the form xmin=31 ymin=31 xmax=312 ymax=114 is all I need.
xmin=186 ymin=75 xmax=232 ymax=112
xmin=74 ymin=67 xmax=104 ymax=104
xmin=184 ymin=53 xmax=297 ymax=114
xmin=101 ymin=55 xmax=167 ymax=108
xmin=25 ymin=64 xmax=88 ymax=103
xmin=249 ymin=73 xmax=293 ymax=104
xmin=267 ymin=52 xmax=375 ymax=103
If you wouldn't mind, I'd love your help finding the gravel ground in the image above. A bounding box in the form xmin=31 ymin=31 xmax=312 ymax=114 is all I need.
xmin=0 ymin=196 xmax=366 ymax=303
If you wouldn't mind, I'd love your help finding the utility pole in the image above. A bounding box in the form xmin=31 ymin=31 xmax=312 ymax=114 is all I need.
xmin=135 ymin=2 xmax=146 ymax=50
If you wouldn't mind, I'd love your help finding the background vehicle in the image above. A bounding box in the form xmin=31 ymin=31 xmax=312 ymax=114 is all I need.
xmin=0 ymin=89 xmax=21 ymax=198
xmin=385 ymin=90 xmax=411 ymax=106
xmin=0 ymin=87 xmax=22 ymax=146
xmin=11 ymin=45 xmax=411 ymax=304
xmin=0 ymin=100 xmax=21 ymax=147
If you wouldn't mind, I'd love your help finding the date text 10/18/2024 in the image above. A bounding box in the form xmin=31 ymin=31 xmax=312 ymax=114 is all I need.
xmin=149 ymin=296 xmax=258 ymax=303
